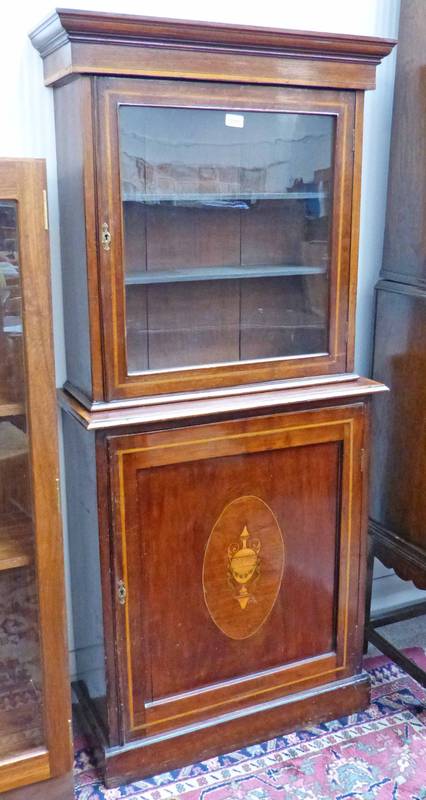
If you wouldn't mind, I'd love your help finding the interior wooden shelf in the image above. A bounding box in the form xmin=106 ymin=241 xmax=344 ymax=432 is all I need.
xmin=0 ymin=395 xmax=24 ymax=418
xmin=122 ymin=191 xmax=328 ymax=205
xmin=136 ymin=312 xmax=326 ymax=337
xmin=0 ymin=511 xmax=33 ymax=571
xmin=125 ymin=264 xmax=327 ymax=286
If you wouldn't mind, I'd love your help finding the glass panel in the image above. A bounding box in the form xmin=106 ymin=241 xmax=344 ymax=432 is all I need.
xmin=0 ymin=201 xmax=44 ymax=757
xmin=119 ymin=106 xmax=334 ymax=373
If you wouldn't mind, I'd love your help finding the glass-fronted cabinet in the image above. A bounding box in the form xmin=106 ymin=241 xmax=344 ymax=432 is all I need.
xmin=121 ymin=106 xmax=333 ymax=372
xmin=98 ymin=81 xmax=355 ymax=400
xmin=0 ymin=200 xmax=44 ymax=760
xmin=30 ymin=8 xmax=395 ymax=789
xmin=0 ymin=161 xmax=71 ymax=795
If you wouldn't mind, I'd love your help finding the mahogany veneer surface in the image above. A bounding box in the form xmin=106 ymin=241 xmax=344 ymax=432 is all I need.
xmin=28 ymin=9 xmax=394 ymax=788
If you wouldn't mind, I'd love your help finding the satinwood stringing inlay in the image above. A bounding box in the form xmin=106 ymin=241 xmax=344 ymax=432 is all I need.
xmin=202 ymin=495 xmax=284 ymax=640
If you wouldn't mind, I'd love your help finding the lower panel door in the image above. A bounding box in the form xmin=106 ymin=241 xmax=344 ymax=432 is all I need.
xmin=107 ymin=403 xmax=366 ymax=742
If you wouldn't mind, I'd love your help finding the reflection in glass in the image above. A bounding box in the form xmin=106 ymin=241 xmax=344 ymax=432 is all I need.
xmin=0 ymin=201 xmax=44 ymax=758
xmin=119 ymin=107 xmax=334 ymax=373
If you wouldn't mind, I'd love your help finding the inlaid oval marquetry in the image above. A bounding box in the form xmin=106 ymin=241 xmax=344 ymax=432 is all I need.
xmin=202 ymin=495 xmax=284 ymax=640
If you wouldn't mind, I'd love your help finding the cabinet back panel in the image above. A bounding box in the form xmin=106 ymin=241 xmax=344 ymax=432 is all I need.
xmin=145 ymin=206 xmax=241 ymax=270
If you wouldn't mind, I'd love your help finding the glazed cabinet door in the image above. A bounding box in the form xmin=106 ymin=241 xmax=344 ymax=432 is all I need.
xmin=96 ymin=78 xmax=356 ymax=400
xmin=0 ymin=161 xmax=71 ymax=792
xmin=107 ymin=403 xmax=367 ymax=744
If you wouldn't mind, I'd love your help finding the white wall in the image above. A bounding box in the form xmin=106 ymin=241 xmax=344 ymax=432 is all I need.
xmin=0 ymin=0 xmax=409 ymax=674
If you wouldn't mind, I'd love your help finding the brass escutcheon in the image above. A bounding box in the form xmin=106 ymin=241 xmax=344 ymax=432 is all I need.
xmin=101 ymin=221 xmax=112 ymax=251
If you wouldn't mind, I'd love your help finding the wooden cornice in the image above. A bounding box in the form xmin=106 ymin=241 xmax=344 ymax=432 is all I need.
xmin=30 ymin=9 xmax=396 ymax=89
xmin=31 ymin=8 xmax=395 ymax=62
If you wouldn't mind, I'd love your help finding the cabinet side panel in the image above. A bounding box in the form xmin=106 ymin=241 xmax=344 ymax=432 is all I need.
xmin=54 ymin=79 xmax=93 ymax=398
xmin=370 ymin=283 xmax=426 ymax=549
xmin=381 ymin=0 xmax=426 ymax=284
xmin=62 ymin=412 xmax=106 ymax=718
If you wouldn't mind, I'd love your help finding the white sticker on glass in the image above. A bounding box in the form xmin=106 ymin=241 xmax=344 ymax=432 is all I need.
xmin=225 ymin=113 xmax=245 ymax=128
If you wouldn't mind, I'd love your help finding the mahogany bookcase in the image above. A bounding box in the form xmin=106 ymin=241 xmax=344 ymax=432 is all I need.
xmin=31 ymin=11 xmax=395 ymax=787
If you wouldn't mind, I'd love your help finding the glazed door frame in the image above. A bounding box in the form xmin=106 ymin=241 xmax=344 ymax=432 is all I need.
xmin=96 ymin=78 xmax=356 ymax=400
xmin=0 ymin=160 xmax=72 ymax=792
xmin=107 ymin=403 xmax=366 ymax=744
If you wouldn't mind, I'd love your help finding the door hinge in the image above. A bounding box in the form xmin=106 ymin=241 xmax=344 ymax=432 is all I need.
xmin=42 ymin=189 xmax=49 ymax=230
xmin=117 ymin=579 xmax=127 ymax=606
xmin=352 ymin=128 xmax=356 ymax=153
xmin=360 ymin=448 xmax=366 ymax=473
xmin=56 ymin=476 xmax=62 ymax=514
xmin=101 ymin=221 xmax=112 ymax=251
xmin=68 ymin=718 xmax=73 ymax=752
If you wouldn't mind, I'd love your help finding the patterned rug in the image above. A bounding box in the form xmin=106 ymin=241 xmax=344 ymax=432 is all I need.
xmin=74 ymin=651 xmax=426 ymax=800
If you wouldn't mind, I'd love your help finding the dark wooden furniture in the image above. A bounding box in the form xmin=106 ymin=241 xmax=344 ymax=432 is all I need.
xmin=30 ymin=10 xmax=394 ymax=787
xmin=0 ymin=160 xmax=72 ymax=797
xmin=367 ymin=0 xmax=426 ymax=681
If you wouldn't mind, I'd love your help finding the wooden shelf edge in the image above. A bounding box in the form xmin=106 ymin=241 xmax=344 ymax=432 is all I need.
xmin=0 ymin=552 xmax=32 ymax=572
xmin=0 ymin=750 xmax=50 ymax=794
xmin=59 ymin=376 xmax=388 ymax=431
xmin=125 ymin=265 xmax=327 ymax=286
xmin=61 ymin=372 xmax=362 ymax=412
xmin=0 ymin=514 xmax=33 ymax=571
xmin=0 ymin=399 xmax=25 ymax=419
xmin=122 ymin=191 xmax=329 ymax=203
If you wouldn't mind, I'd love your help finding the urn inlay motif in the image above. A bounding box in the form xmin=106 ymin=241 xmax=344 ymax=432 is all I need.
xmin=228 ymin=526 xmax=261 ymax=609
xmin=203 ymin=495 xmax=285 ymax=640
